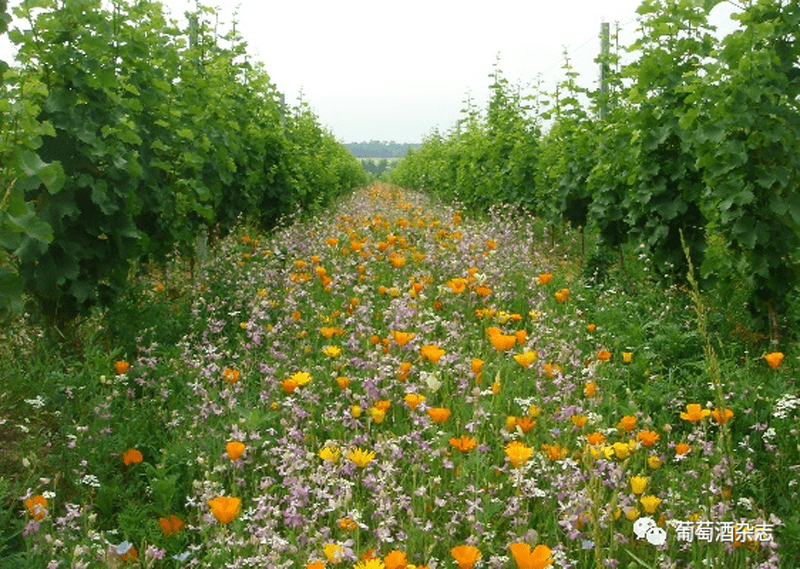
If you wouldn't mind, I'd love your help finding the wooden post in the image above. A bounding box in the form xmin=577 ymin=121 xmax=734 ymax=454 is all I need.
xmin=599 ymin=22 xmax=610 ymax=120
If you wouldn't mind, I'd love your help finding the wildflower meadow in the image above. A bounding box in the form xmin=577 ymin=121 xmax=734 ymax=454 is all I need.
xmin=3 ymin=182 xmax=799 ymax=568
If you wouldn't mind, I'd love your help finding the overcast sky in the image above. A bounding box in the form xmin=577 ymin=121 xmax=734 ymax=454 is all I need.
xmin=1 ymin=0 xmax=740 ymax=143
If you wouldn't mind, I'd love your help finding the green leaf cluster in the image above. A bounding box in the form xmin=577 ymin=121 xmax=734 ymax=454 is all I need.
xmin=0 ymin=0 xmax=367 ymax=327
xmin=393 ymin=0 xmax=800 ymax=341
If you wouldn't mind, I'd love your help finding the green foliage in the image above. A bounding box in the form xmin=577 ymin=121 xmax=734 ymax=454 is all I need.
xmin=0 ymin=0 xmax=365 ymax=330
xmin=691 ymin=0 xmax=800 ymax=339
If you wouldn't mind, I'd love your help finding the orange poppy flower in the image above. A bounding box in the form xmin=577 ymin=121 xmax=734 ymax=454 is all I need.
xmin=392 ymin=331 xmax=416 ymax=347
xmin=543 ymin=363 xmax=562 ymax=379
xmin=475 ymin=285 xmax=492 ymax=297
xmin=158 ymin=515 xmax=185 ymax=537
xmin=449 ymin=434 xmax=478 ymax=452
xmin=384 ymin=550 xmax=408 ymax=569
xmin=516 ymin=416 xmax=536 ymax=433
xmin=617 ymin=415 xmax=637 ymax=432
xmin=584 ymin=432 xmax=606 ymax=446
xmin=711 ymin=407 xmax=734 ymax=424
xmin=451 ymin=544 xmax=481 ymax=569
xmin=223 ymin=368 xmax=240 ymax=385
xmin=763 ymin=352 xmax=784 ymax=369
xmin=597 ymin=350 xmax=612 ymax=361
xmin=427 ymin=407 xmax=451 ymax=423
xmin=554 ymin=288 xmax=569 ymax=302
xmin=509 ymin=542 xmax=554 ymax=569
xmin=420 ymin=344 xmax=445 ymax=363
xmin=675 ymin=442 xmax=691 ymax=456
xmin=541 ymin=443 xmax=568 ymax=461
xmin=208 ymin=496 xmax=241 ymax=524
xmin=636 ymin=430 xmax=660 ymax=447
xmin=471 ymin=358 xmax=484 ymax=376
xmin=24 ymin=495 xmax=48 ymax=520
xmin=397 ymin=361 xmax=412 ymax=381
xmin=584 ymin=382 xmax=597 ymax=398
xmin=122 ymin=448 xmax=143 ymax=465
xmin=115 ymin=360 xmax=130 ymax=374
xmin=307 ymin=562 xmax=325 ymax=569
xmin=490 ymin=333 xmax=517 ymax=351
xmin=537 ymin=273 xmax=553 ymax=285
xmin=680 ymin=403 xmax=711 ymax=422
xmin=226 ymin=441 xmax=246 ymax=461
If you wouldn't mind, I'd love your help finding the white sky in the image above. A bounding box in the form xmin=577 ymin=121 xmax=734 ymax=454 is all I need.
xmin=1 ymin=0 xmax=741 ymax=143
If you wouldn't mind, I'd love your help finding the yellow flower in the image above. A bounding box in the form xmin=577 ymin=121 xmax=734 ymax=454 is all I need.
xmin=347 ymin=447 xmax=376 ymax=468
xmin=647 ymin=455 xmax=663 ymax=469
xmin=351 ymin=405 xmax=362 ymax=418
xmin=513 ymin=350 xmax=539 ymax=368
xmin=625 ymin=507 xmax=640 ymax=521
xmin=554 ymin=288 xmax=569 ymax=302
xmin=208 ymin=496 xmax=240 ymax=524
xmin=354 ymin=559 xmax=386 ymax=569
xmin=612 ymin=442 xmax=631 ymax=460
xmin=571 ymin=414 xmax=588 ymax=428
xmin=404 ymin=393 xmax=425 ymax=410
xmin=680 ymin=403 xmax=710 ymax=422
xmin=640 ymin=495 xmax=662 ymax=514
xmin=318 ymin=446 xmax=341 ymax=463
xmin=622 ymin=352 xmax=633 ymax=363
xmin=370 ymin=406 xmax=386 ymax=424
xmin=291 ymin=371 xmax=313 ymax=386
xmin=505 ymin=440 xmax=533 ymax=468
xmin=630 ymin=476 xmax=648 ymax=495
xmin=323 ymin=542 xmax=345 ymax=564
xmin=537 ymin=272 xmax=553 ymax=285
xmin=446 ymin=278 xmax=467 ymax=294
xmin=323 ymin=346 xmax=342 ymax=358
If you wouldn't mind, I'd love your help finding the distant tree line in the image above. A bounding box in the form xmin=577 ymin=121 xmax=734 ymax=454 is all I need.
xmin=346 ymin=141 xmax=420 ymax=158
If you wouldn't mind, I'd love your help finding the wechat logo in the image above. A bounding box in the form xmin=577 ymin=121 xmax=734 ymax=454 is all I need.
xmin=634 ymin=517 xmax=667 ymax=545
